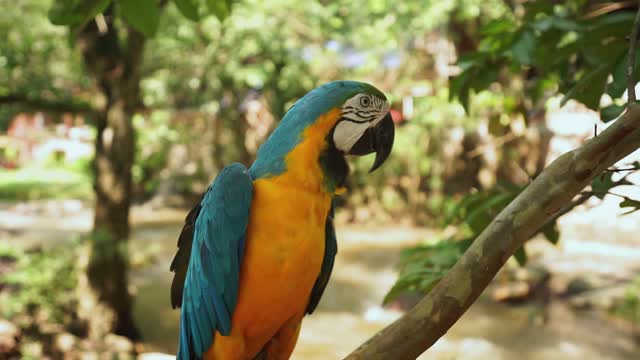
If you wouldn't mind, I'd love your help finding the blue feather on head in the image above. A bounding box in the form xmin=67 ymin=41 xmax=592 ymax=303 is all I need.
xmin=249 ymin=80 xmax=385 ymax=179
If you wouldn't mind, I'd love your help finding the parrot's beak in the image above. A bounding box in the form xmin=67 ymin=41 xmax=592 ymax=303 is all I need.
xmin=348 ymin=112 xmax=395 ymax=173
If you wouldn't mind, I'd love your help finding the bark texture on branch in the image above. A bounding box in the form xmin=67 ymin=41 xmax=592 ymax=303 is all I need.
xmin=345 ymin=104 xmax=640 ymax=359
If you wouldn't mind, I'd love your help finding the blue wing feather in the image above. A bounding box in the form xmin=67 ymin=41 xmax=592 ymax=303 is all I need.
xmin=175 ymin=163 xmax=253 ymax=359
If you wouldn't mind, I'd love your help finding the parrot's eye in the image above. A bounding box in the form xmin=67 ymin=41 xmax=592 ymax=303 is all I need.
xmin=359 ymin=96 xmax=371 ymax=108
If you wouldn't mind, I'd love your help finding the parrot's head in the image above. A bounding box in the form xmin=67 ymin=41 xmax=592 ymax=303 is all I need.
xmin=249 ymin=80 xmax=394 ymax=192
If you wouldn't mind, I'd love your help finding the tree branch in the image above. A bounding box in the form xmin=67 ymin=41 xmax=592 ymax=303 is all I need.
xmin=344 ymin=104 xmax=640 ymax=360
xmin=346 ymin=3 xmax=640 ymax=360
xmin=0 ymin=94 xmax=95 ymax=114
xmin=346 ymin=5 xmax=640 ymax=359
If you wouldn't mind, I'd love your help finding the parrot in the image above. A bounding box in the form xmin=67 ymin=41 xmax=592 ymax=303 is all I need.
xmin=169 ymin=80 xmax=395 ymax=360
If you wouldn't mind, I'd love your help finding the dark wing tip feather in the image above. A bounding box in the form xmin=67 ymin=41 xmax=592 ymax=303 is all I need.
xmin=170 ymin=204 xmax=202 ymax=309
xmin=306 ymin=203 xmax=338 ymax=314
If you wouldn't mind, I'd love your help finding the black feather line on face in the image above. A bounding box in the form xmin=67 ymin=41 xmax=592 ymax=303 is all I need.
xmin=353 ymin=112 xmax=378 ymax=121
xmin=341 ymin=94 xmax=387 ymax=124
xmin=373 ymin=96 xmax=384 ymax=110
xmin=337 ymin=116 xmax=371 ymax=124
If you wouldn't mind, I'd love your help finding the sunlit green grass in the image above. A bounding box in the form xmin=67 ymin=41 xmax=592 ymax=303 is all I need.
xmin=0 ymin=166 xmax=92 ymax=201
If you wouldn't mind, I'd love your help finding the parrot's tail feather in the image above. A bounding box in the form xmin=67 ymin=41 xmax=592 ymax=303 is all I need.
xmin=171 ymin=203 xmax=202 ymax=308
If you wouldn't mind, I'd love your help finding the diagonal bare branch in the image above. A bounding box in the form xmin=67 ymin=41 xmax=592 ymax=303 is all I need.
xmin=344 ymin=103 xmax=640 ymax=360
xmin=345 ymin=4 xmax=640 ymax=358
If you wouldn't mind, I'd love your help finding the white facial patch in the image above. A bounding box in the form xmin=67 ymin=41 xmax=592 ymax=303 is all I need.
xmin=333 ymin=121 xmax=370 ymax=152
xmin=333 ymin=93 xmax=389 ymax=152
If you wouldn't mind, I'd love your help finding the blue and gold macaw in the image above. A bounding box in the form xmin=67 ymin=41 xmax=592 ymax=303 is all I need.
xmin=170 ymin=81 xmax=394 ymax=359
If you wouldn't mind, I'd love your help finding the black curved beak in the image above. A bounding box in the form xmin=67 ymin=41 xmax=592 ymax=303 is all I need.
xmin=348 ymin=112 xmax=395 ymax=173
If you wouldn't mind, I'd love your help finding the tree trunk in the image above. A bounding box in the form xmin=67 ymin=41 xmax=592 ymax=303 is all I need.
xmin=218 ymin=77 xmax=251 ymax=166
xmin=88 ymin=96 xmax=138 ymax=339
xmin=76 ymin=9 xmax=145 ymax=340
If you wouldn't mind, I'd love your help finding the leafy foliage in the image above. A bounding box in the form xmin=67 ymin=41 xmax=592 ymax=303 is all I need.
xmin=591 ymin=171 xmax=629 ymax=199
xmin=384 ymin=238 xmax=469 ymax=304
xmin=384 ymin=182 xmax=561 ymax=303
xmin=589 ymin=164 xmax=640 ymax=214
xmin=449 ymin=1 xmax=637 ymax=119
xmin=0 ymin=0 xmax=91 ymax=123
xmin=47 ymin=0 xmax=231 ymax=38
xmin=120 ymin=0 xmax=161 ymax=37
xmin=48 ymin=0 xmax=111 ymax=36
xmin=11 ymin=1 xmax=640 ymax=334
xmin=0 ymin=242 xmax=79 ymax=324
xmin=386 ymin=152 xmax=640 ymax=304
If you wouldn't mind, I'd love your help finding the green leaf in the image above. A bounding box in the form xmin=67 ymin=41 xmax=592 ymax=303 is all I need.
xmin=464 ymin=186 xmax=522 ymax=235
xmin=600 ymin=104 xmax=625 ymax=123
xmin=48 ymin=0 xmax=111 ymax=35
xmin=385 ymin=239 xmax=467 ymax=304
xmin=532 ymin=28 xmax=564 ymax=68
xmin=465 ymin=191 xmax=515 ymax=233
xmin=48 ymin=0 xmax=83 ymax=25
xmin=456 ymin=52 xmax=486 ymax=71
xmin=514 ymin=246 xmax=527 ymax=266
xmin=582 ymin=42 xmax=626 ymax=68
xmin=174 ymin=0 xmax=199 ymax=21
xmin=206 ymin=0 xmax=232 ymax=21
xmin=445 ymin=189 xmax=481 ymax=224
xmin=120 ymin=0 xmax=160 ymax=37
xmin=590 ymin=172 xmax=631 ymax=199
xmin=481 ymin=19 xmax=515 ymax=36
xmin=511 ymin=29 xmax=536 ymax=66
xmin=591 ymin=173 xmax=613 ymax=199
xmin=531 ymin=15 xmax=578 ymax=33
xmin=541 ymin=222 xmax=560 ymax=245
xmin=449 ymin=69 xmax=472 ymax=113
xmin=523 ymin=0 xmax=554 ymax=21
xmin=620 ymin=198 xmax=640 ymax=214
xmin=583 ymin=11 xmax=635 ymax=42
xmin=470 ymin=62 xmax=499 ymax=92
xmin=608 ymin=55 xmax=628 ymax=98
xmin=560 ymin=64 xmax=610 ymax=110
xmin=549 ymin=16 xmax=580 ymax=32
xmin=608 ymin=50 xmax=640 ymax=99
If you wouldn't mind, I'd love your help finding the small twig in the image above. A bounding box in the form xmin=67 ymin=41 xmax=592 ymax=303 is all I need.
xmin=594 ymin=124 xmax=598 ymax=137
xmin=94 ymin=14 xmax=108 ymax=34
xmin=606 ymin=166 xmax=640 ymax=172
xmin=587 ymin=189 xmax=633 ymax=199
xmin=627 ymin=1 xmax=640 ymax=104
xmin=534 ymin=191 xmax=592 ymax=235
xmin=585 ymin=1 xmax=636 ymax=19
xmin=604 ymin=191 xmax=628 ymax=199
xmin=345 ymin=103 xmax=640 ymax=359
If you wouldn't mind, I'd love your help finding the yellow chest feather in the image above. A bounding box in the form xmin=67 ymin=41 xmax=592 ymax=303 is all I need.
xmin=232 ymin=109 xmax=340 ymax=327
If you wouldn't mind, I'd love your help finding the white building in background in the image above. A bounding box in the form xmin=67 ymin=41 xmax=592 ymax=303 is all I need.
xmin=2 ymin=112 xmax=93 ymax=168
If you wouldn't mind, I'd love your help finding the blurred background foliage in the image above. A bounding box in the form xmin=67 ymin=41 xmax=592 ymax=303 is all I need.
xmin=2 ymin=0 xmax=640 ymax=358
xmin=389 ymin=0 xmax=640 ymax=303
